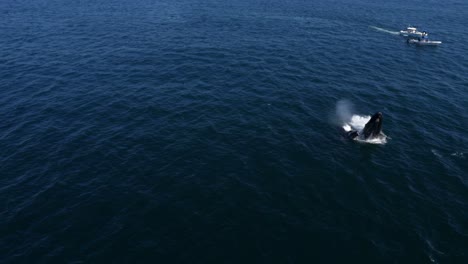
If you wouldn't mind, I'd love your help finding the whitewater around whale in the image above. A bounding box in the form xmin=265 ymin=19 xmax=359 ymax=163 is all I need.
xmin=342 ymin=114 xmax=388 ymax=144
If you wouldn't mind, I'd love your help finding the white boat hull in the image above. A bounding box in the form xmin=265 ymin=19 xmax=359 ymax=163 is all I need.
xmin=408 ymin=39 xmax=442 ymax=46
xmin=400 ymin=31 xmax=423 ymax=38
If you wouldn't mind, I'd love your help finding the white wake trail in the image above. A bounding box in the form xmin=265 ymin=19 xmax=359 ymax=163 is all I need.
xmin=370 ymin=26 xmax=400 ymax=35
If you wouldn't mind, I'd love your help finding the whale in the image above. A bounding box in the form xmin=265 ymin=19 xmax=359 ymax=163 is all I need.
xmin=347 ymin=112 xmax=384 ymax=140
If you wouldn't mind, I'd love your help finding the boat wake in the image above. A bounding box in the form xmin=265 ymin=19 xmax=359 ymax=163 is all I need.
xmin=370 ymin=26 xmax=399 ymax=35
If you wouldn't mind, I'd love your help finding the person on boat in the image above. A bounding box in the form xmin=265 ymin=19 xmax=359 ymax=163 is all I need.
xmin=422 ymin=32 xmax=428 ymax=42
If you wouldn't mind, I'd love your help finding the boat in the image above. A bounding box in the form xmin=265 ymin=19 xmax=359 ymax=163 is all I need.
xmin=407 ymin=39 xmax=442 ymax=46
xmin=400 ymin=27 xmax=424 ymax=38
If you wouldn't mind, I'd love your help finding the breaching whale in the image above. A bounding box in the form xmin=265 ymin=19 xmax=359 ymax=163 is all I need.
xmin=347 ymin=112 xmax=384 ymax=140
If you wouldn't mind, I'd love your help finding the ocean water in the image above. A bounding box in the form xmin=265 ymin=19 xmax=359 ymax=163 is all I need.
xmin=1 ymin=0 xmax=467 ymax=263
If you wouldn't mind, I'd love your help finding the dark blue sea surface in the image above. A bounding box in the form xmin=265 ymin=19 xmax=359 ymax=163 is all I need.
xmin=1 ymin=0 xmax=467 ymax=263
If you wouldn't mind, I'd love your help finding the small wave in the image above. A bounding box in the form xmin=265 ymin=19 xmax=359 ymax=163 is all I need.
xmin=450 ymin=152 xmax=465 ymax=158
xmin=431 ymin=149 xmax=443 ymax=158
xmin=431 ymin=150 xmax=466 ymax=159
xmin=370 ymin=26 xmax=400 ymax=35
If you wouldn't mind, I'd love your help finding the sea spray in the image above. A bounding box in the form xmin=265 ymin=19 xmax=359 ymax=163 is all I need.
xmin=335 ymin=99 xmax=355 ymax=124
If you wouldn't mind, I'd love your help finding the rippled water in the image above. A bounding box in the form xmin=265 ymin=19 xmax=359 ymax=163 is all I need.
xmin=1 ymin=0 xmax=467 ymax=262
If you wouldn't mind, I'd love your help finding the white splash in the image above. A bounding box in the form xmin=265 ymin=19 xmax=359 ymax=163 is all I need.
xmin=344 ymin=115 xmax=372 ymax=131
xmin=343 ymin=114 xmax=387 ymax=144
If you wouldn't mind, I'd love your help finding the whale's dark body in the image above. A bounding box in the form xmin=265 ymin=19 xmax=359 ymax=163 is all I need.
xmin=347 ymin=112 xmax=384 ymax=140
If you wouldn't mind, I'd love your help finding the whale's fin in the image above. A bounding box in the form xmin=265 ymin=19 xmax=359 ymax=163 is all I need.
xmin=362 ymin=112 xmax=383 ymax=139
